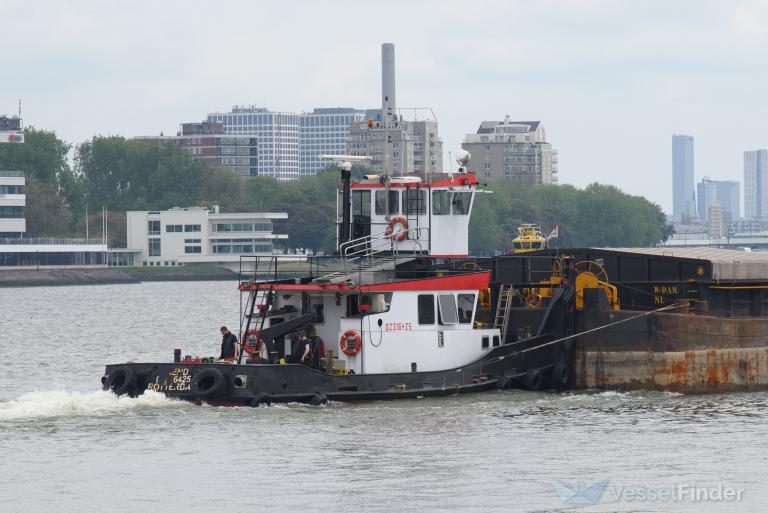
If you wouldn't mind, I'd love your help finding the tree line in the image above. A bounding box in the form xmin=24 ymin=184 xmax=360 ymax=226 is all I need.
xmin=0 ymin=128 xmax=673 ymax=253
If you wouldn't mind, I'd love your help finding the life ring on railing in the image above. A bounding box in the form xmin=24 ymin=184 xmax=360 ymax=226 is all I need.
xmin=244 ymin=328 xmax=263 ymax=354
xmin=339 ymin=330 xmax=362 ymax=356
xmin=384 ymin=216 xmax=408 ymax=241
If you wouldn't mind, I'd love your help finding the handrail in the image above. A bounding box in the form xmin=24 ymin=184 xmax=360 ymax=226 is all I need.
xmin=0 ymin=238 xmax=106 ymax=245
xmin=341 ymin=227 xmax=430 ymax=260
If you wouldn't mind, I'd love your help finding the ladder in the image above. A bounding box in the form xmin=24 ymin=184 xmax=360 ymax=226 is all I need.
xmin=494 ymin=284 xmax=514 ymax=344
xmin=238 ymin=283 xmax=275 ymax=364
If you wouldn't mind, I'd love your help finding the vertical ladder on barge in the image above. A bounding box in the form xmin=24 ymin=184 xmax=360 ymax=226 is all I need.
xmin=494 ymin=284 xmax=514 ymax=344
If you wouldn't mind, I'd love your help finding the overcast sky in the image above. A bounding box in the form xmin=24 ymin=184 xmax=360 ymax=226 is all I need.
xmin=4 ymin=0 xmax=768 ymax=214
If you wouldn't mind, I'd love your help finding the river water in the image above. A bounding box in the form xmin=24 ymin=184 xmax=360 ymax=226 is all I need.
xmin=0 ymin=281 xmax=766 ymax=513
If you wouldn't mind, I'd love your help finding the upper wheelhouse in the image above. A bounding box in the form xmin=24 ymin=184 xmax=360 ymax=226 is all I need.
xmin=337 ymin=171 xmax=480 ymax=258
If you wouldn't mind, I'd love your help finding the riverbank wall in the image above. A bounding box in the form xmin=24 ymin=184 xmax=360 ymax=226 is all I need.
xmin=0 ymin=266 xmax=237 ymax=287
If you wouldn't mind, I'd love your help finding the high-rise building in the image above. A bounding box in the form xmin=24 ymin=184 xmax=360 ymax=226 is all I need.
xmin=346 ymin=43 xmax=444 ymax=176
xmin=697 ymin=179 xmax=740 ymax=224
xmin=744 ymin=149 xmax=768 ymax=220
xmin=207 ymin=107 xmax=299 ymax=181
xmin=299 ymin=108 xmax=364 ymax=176
xmin=348 ymin=113 xmax=443 ymax=175
xmin=461 ymin=118 xmax=558 ymax=185
xmin=137 ymin=122 xmax=259 ymax=177
xmin=672 ymin=134 xmax=696 ymax=222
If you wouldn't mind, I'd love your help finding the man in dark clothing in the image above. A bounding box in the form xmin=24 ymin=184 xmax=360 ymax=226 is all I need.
xmin=292 ymin=332 xmax=311 ymax=365
xmin=219 ymin=326 xmax=238 ymax=362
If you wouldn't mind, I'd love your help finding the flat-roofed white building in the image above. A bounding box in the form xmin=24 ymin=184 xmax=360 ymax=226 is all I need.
xmin=126 ymin=206 xmax=288 ymax=267
xmin=0 ymin=170 xmax=26 ymax=237
xmin=0 ymin=172 xmax=108 ymax=267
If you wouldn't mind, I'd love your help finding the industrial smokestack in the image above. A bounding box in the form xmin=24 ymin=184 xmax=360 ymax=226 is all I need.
xmin=381 ymin=43 xmax=396 ymax=128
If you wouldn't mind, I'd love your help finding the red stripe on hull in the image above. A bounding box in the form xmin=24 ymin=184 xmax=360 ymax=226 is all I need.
xmin=241 ymin=271 xmax=490 ymax=292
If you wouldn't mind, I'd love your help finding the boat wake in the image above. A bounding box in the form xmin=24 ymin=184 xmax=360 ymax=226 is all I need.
xmin=0 ymin=389 xmax=184 ymax=422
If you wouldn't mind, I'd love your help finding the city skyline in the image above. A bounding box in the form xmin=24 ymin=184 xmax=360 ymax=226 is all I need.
xmin=4 ymin=1 xmax=767 ymax=214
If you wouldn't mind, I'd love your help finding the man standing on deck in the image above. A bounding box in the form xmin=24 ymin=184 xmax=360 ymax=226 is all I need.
xmin=219 ymin=326 xmax=239 ymax=362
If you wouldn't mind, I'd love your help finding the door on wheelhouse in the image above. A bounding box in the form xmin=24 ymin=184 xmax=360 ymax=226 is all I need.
xmin=351 ymin=190 xmax=371 ymax=240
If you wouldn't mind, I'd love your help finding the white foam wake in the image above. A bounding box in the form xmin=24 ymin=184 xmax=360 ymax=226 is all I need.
xmin=0 ymin=390 xmax=183 ymax=422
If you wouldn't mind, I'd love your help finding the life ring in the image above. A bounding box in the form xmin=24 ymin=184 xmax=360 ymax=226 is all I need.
xmin=339 ymin=330 xmax=362 ymax=356
xmin=244 ymin=328 xmax=263 ymax=354
xmin=384 ymin=216 xmax=408 ymax=241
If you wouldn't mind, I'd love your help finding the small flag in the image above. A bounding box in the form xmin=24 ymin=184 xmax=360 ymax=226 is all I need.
xmin=547 ymin=226 xmax=559 ymax=240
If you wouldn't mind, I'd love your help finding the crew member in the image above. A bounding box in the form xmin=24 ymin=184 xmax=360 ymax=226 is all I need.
xmin=306 ymin=326 xmax=325 ymax=370
xmin=296 ymin=332 xmax=311 ymax=365
xmin=219 ymin=326 xmax=239 ymax=362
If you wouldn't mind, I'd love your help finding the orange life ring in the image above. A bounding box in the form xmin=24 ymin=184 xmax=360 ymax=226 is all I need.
xmin=339 ymin=330 xmax=361 ymax=356
xmin=244 ymin=328 xmax=263 ymax=354
xmin=384 ymin=216 xmax=408 ymax=241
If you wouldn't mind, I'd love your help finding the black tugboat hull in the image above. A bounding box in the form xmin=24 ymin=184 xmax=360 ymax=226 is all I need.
xmin=102 ymin=337 xmax=572 ymax=405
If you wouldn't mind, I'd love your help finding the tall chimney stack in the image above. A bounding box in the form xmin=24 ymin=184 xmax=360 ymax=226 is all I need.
xmin=381 ymin=43 xmax=396 ymax=128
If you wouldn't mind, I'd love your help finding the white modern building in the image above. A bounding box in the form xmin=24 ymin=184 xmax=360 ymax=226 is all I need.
xmin=0 ymin=170 xmax=25 ymax=237
xmin=126 ymin=206 xmax=288 ymax=268
xmin=207 ymin=107 xmax=299 ymax=181
xmin=0 ymin=171 xmax=107 ymax=267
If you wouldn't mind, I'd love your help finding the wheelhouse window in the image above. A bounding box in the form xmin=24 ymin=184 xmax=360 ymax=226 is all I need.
xmin=437 ymin=294 xmax=458 ymax=325
xmin=375 ymin=190 xmax=400 ymax=215
xmin=402 ymin=189 xmax=426 ymax=215
xmin=309 ymin=296 xmax=325 ymax=324
xmin=352 ymin=190 xmax=371 ymax=216
xmin=457 ymin=294 xmax=475 ymax=324
xmin=452 ymin=192 xmax=472 ymax=215
xmin=418 ymin=294 xmax=435 ymax=324
xmin=432 ymin=190 xmax=450 ymax=215
xmin=346 ymin=293 xmax=393 ymax=317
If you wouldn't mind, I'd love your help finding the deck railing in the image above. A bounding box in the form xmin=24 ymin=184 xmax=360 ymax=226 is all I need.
xmin=0 ymin=238 xmax=106 ymax=245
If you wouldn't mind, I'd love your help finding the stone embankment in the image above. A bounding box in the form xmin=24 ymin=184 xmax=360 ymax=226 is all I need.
xmin=0 ymin=266 xmax=237 ymax=287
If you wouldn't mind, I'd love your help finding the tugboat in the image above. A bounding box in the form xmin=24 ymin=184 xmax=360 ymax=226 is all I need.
xmin=509 ymin=224 xmax=547 ymax=253
xmin=102 ymin=152 xmax=578 ymax=405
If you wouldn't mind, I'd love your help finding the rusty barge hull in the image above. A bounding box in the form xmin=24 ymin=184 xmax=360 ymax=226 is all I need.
xmin=493 ymin=247 xmax=768 ymax=394
xmin=575 ymin=311 xmax=768 ymax=393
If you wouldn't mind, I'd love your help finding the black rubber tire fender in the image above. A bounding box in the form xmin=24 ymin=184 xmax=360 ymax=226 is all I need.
xmin=249 ymin=393 xmax=272 ymax=407
xmin=552 ymin=362 xmax=570 ymax=386
xmin=106 ymin=367 xmax=136 ymax=397
xmin=523 ymin=369 xmax=543 ymax=391
xmin=191 ymin=368 xmax=227 ymax=399
xmin=309 ymin=394 xmax=328 ymax=406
